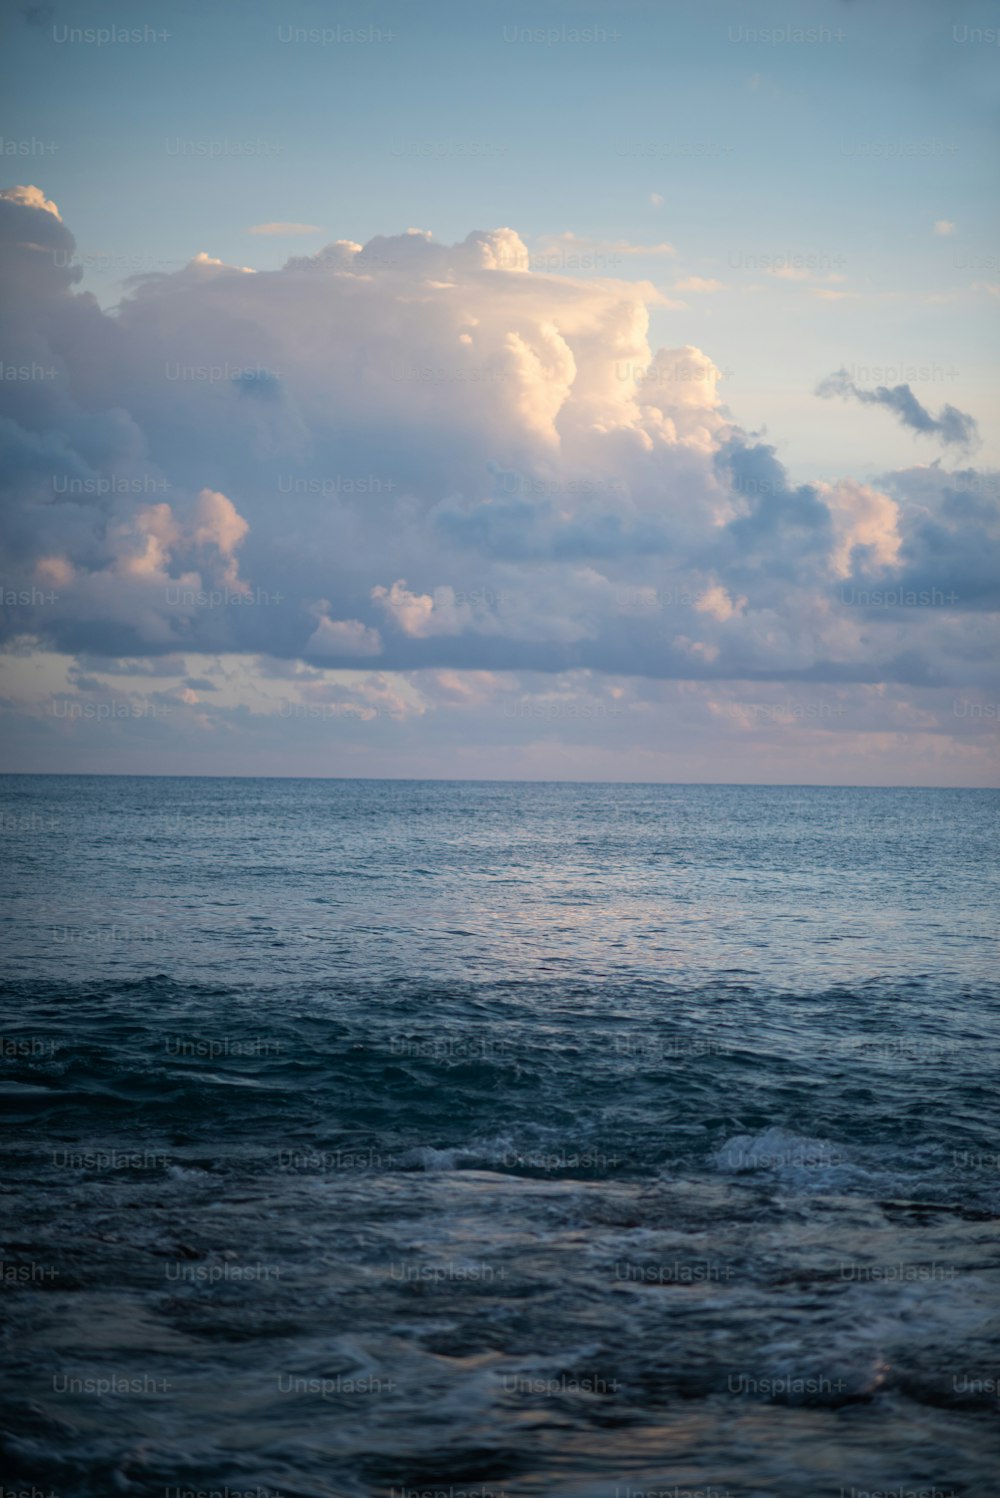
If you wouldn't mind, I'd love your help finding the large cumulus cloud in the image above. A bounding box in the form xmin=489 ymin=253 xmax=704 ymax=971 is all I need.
xmin=1 ymin=184 xmax=998 ymax=706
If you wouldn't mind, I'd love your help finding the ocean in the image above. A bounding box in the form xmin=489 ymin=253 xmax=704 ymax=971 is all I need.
xmin=1 ymin=776 xmax=998 ymax=1498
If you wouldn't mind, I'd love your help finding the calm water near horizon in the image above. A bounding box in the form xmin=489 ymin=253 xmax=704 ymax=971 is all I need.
xmin=2 ymin=776 xmax=999 ymax=1497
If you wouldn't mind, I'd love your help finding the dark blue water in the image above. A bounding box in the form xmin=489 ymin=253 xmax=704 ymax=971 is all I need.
xmin=2 ymin=777 xmax=999 ymax=1498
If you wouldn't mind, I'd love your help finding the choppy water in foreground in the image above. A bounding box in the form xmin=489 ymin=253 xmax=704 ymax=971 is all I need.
xmin=1 ymin=776 xmax=999 ymax=1498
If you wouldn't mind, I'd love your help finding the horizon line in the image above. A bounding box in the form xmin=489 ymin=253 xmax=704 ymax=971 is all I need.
xmin=0 ymin=771 xmax=996 ymax=791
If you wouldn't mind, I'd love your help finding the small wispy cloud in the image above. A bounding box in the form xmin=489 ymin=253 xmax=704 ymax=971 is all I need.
xmin=674 ymin=276 xmax=726 ymax=293
xmin=248 ymin=222 xmax=323 ymax=237
xmin=540 ymin=232 xmax=677 ymax=259
xmin=606 ymin=239 xmax=676 ymax=256
xmin=816 ymin=369 xmax=978 ymax=448
xmin=767 ymin=267 xmax=846 ymax=285
xmin=933 ymin=220 xmax=957 ymax=237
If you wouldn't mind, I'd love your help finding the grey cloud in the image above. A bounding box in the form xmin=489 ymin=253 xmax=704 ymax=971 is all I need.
xmin=876 ymin=465 xmax=1000 ymax=612
xmin=0 ymin=190 xmax=997 ymax=698
xmin=21 ymin=3 xmax=55 ymax=26
xmin=70 ymin=655 xmax=190 ymax=678
xmin=816 ymin=369 xmax=979 ymax=449
xmin=711 ymin=437 xmax=832 ymax=584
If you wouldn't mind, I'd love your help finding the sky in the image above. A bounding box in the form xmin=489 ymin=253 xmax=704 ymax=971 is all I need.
xmin=0 ymin=0 xmax=998 ymax=784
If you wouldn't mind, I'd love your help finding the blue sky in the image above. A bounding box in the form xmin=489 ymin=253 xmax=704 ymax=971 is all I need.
xmin=1 ymin=0 xmax=998 ymax=782
xmin=6 ymin=0 xmax=999 ymax=477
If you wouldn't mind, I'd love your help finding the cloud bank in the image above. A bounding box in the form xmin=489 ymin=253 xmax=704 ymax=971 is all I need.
xmin=0 ymin=185 xmax=997 ymax=780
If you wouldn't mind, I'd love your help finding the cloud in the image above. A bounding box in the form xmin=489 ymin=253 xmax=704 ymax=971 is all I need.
xmin=21 ymin=3 xmax=55 ymax=26
xmin=876 ymin=464 xmax=1000 ymax=612
xmin=304 ymin=610 xmax=383 ymax=659
xmin=0 ymin=184 xmax=995 ymax=730
xmin=674 ymin=276 xmax=726 ymax=293
xmin=188 ymin=250 xmax=255 ymax=273
xmin=539 ymin=231 xmax=676 ymax=260
xmin=247 ymin=222 xmax=323 ymax=236
xmin=817 ymin=478 xmax=901 ymax=577
xmin=190 ymin=488 xmax=249 ymax=560
xmin=649 ymin=193 xmax=664 ymax=207
xmin=933 ymin=220 xmax=957 ymax=236
xmin=0 ymin=183 xmax=61 ymax=220
xmin=373 ymin=579 xmax=471 ymax=638
xmin=767 ymin=267 xmax=846 ymax=285
xmin=609 ymin=240 xmax=677 ymax=257
xmin=816 ymin=369 xmax=979 ymax=449
xmin=695 ymin=585 xmax=745 ymax=622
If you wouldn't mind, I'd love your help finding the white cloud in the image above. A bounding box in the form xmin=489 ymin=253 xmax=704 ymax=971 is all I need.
xmin=0 ymin=183 xmax=61 ymax=219
xmin=695 ymin=585 xmax=746 ymax=622
xmin=540 ymin=231 xmax=676 ymax=259
xmin=305 ymin=610 xmax=383 ymax=659
xmin=371 ymin=579 xmax=491 ymax=638
xmin=609 ymin=239 xmax=677 ymax=257
xmin=0 ymin=187 xmax=994 ymax=753
xmin=767 ymin=268 xmax=847 ymax=286
xmin=189 ymin=251 xmax=255 ymax=273
xmin=817 ymin=478 xmax=901 ymax=577
xmin=247 ymin=222 xmax=323 ymax=236
xmin=674 ymin=276 xmax=726 ymax=293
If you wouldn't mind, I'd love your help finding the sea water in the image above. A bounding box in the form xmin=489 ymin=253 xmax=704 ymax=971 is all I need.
xmin=1 ymin=777 xmax=998 ymax=1496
